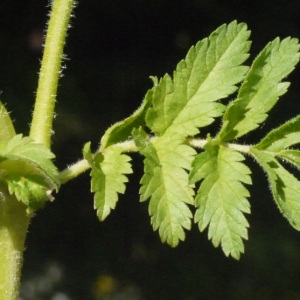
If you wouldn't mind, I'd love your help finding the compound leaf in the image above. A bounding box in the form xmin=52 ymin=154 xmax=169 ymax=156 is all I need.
xmin=84 ymin=142 xmax=132 ymax=221
xmin=84 ymin=21 xmax=300 ymax=258
xmin=146 ymin=21 xmax=251 ymax=138
xmin=190 ymin=142 xmax=251 ymax=259
xmin=218 ymin=37 xmax=300 ymax=141
xmin=250 ymin=148 xmax=300 ymax=230
xmin=133 ymin=128 xmax=195 ymax=247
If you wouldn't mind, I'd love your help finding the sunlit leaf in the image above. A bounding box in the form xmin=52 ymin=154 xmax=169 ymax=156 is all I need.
xmin=218 ymin=37 xmax=300 ymax=141
xmin=251 ymin=148 xmax=300 ymax=230
xmin=190 ymin=142 xmax=251 ymax=259
xmin=277 ymin=150 xmax=300 ymax=169
xmin=255 ymin=115 xmax=300 ymax=151
xmin=133 ymin=128 xmax=195 ymax=247
xmin=100 ymin=84 xmax=153 ymax=150
xmin=84 ymin=142 xmax=132 ymax=220
xmin=146 ymin=21 xmax=250 ymax=138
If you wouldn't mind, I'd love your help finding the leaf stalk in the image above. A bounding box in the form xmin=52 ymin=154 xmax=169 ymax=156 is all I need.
xmin=59 ymin=137 xmax=251 ymax=183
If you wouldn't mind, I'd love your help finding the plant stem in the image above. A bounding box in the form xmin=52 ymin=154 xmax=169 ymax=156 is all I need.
xmin=0 ymin=186 xmax=31 ymax=300
xmin=59 ymin=138 xmax=251 ymax=184
xmin=30 ymin=0 xmax=74 ymax=148
xmin=59 ymin=159 xmax=91 ymax=184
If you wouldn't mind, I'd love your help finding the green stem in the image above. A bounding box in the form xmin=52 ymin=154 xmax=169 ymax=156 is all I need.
xmin=59 ymin=159 xmax=91 ymax=184
xmin=59 ymin=138 xmax=251 ymax=184
xmin=30 ymin=0 xmax=74 ymax=148
xmin=0 ymin=186 xmax=31 ymax=300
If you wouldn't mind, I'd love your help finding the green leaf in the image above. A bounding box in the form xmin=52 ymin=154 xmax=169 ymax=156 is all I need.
xmin=253 ymin=115 xmax=300 ymax=169
xmin=0 ymin=101 xmax=16 ymax=149
xmin=190 ymin=142 xmax=251 ymax=259
xmin=3 ymin=172 xmax=52 ymax=210
xmin=83 ymin=142 xmax=94 ymax=165
xmin=255 ymin=115 xmax=300 ymax=151
xmin=133 ymin=127 xmax=195 ymax=247
xmin=146 ymin=21 xmax=250 ymax=138
xmin=218 ymin=37 xmax=300 ymax=142
xmin=84 ymin=142 xmax=132 ymax=221
xmin=0 ymin=135 xmax=59 ymax=187
xmin=250 ymin=148 xmax=300 ymax=230
xmin=0 ymin=134 xmax=59 ymax=211
xmin=277 ymin=150 xmax=300 ymax=169
xmin=100 ymin=84 xmax=153 ymax=150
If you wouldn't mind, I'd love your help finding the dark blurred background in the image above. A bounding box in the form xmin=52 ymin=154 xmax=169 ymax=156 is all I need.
xmin=1 ymin=1 xmax=300 ymax=299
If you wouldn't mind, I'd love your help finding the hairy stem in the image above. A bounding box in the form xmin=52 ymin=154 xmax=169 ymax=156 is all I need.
xmin=59 ymin=138 xmax=251 ymax=184
xmin=59 ymin=159 xmax=90 ymax=184
xmin=0 ymin=186 xmax=31 ymax=300
xmin=30 ymin=0 xmax=74 ymax=148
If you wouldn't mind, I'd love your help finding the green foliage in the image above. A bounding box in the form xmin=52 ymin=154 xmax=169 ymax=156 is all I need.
xmin=0 ymin=134 xmax=59 ymax=212
xmin=218 ymin=37 xmax=300 ymax=142
xmin=189 ymin=142 xmax=251 ymax=259
xmin=132 ymin=128 xmax=195 ymax=246
xmin=0 ymin=101 xmax=16 ymax=145
xmin=254 ymin=115 xmax=300 ymax=152
xmin=250 ymin=115 xmax=300 ymax=230
xmin=4 ymin=6 xmax=300 ymax=300
xmin=0 ymin=100 xmax=59 ymax=213
xmin=100 ymin=88 xmax=152 ymax=149
xmin=250 ymin=148 xmax=300 ymax=231
xmin=87 ymin=20 xmax=300 ymax=259
xmin=2 ymin=19 xmax=300 ymax=260
xmin=146 ymin=21 xmax=251 ymax=138
xmin=84 ymin=142 xmax=133 ymax=220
